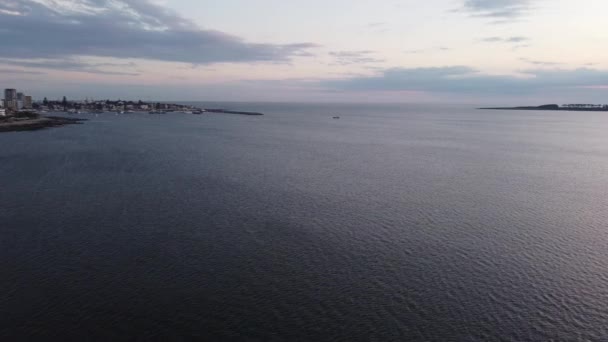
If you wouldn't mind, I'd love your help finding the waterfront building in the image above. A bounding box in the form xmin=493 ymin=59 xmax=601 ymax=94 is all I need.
xmin=4 ymin=89 xmax=17 ymax=101
xmin=4 ymin=89 xmax=17 ymax=111
xmin=4 ymin=100 xmax=18 ymax=112
xmin=24 ymin=96 xmax=33 ymax=109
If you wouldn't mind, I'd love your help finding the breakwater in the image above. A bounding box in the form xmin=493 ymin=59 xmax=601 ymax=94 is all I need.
xmin=204 ymin=109 xmax=264 ymax=116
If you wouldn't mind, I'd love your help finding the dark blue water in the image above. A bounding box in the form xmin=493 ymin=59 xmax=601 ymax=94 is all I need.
xmin=2 ymin=103 xmax=608 ymax=340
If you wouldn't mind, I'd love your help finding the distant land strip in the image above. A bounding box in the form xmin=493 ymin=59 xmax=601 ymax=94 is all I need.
xmin=204 ymin=109 xmax=264 ymax=116
xmin=480 ymin=104 xmax=608 ymax=112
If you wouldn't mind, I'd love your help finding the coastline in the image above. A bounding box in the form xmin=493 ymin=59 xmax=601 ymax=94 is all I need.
xmin=0 ymin=116 xmax=86 ymax=133
xmin=480 ymin=104 xmax=608 ymax=112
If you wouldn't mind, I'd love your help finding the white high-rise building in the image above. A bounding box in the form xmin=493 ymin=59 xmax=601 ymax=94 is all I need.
xmin=16 ymin=92 xmax=24 ymax=110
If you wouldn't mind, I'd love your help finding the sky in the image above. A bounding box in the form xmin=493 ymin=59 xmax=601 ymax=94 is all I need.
xmin=1 ymin=0 xmax=607 ymax=103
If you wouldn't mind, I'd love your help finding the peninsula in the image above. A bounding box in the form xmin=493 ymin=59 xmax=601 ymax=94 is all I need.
xmin=2 ymin=88 xmax=264 ymax=117
xmin=32 ymin=98 xmax=264 ymax=116
xmin=480 ymin=104 xmax=608 ymax=112
xmin=0 ymin=112 xmax=86 ymax=133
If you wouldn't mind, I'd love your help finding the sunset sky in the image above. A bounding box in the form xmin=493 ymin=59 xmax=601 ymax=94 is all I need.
xmin=1 ymin=0 xmax=608 ymax=103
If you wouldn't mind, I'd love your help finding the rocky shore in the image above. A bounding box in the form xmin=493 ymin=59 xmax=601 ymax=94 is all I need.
xmin=0 ymin=116 xmax=86 ymax=133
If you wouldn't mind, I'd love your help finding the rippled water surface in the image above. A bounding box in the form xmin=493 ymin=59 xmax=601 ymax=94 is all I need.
xmin=2 ymin=103 xmax=608 ymax=340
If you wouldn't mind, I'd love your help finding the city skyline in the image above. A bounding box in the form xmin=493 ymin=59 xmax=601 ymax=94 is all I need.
xmin=1 ymin=0 xmax=608 ymax=103
xmin=2 ymin=88 xmax=33 ymax=112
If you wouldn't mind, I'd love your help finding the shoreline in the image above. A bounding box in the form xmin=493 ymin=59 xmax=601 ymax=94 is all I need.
xmin=0 ymin=116 xmax=87 ymax=133
xmin=480 ymin=104 xmax=608 ymax=112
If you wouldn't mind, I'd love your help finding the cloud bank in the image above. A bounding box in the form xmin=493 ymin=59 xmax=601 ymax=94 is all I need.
xmin=329 ymin=51 xmax=385 ymax=66
xmin=0 ymin=58 xmax=140 ymax=75
xmin=462 ymin=0 xmax=533 ymax=18
xmin=322 ymin=66 xmax=608 ymax=94
xmin=480 ymin=36 xmax=529 ymax=43
xmin=0 ymin=0 xmax=316 ymax=67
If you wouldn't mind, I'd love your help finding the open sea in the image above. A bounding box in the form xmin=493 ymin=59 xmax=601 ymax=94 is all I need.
xmin=1 ymin=102 xmax=608 ymax=341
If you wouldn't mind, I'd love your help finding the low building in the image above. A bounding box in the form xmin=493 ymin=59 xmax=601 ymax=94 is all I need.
xmin=4 ymin=100 xmax=18 ymax=112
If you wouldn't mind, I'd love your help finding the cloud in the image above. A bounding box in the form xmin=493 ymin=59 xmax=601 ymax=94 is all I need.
xmin=0 ymin=58 xmax=141 ymax=75
xmin=364 ymin=22 xmax=389 ymax=33
xmin=461 ymin=0 xmax=533 ymax=19
xmin=329 ymin=50 xmax=385 ymax=66
xmin=480 ymin=36 xmax=529 ymax=43
xmin=321 ymin=66 xmax=608 ymax=95
xmin=519 ymin=58 xmax=562 ymax=66
xmin=366 ymin=22 xmax=387 ymax=28
xmin=404 ymin=47 xmax=451 ymax=54
xmin=0 ymin=68 xmax=45 ymax=75
xmin=0 ymin=0 xmax=317 ymax=67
